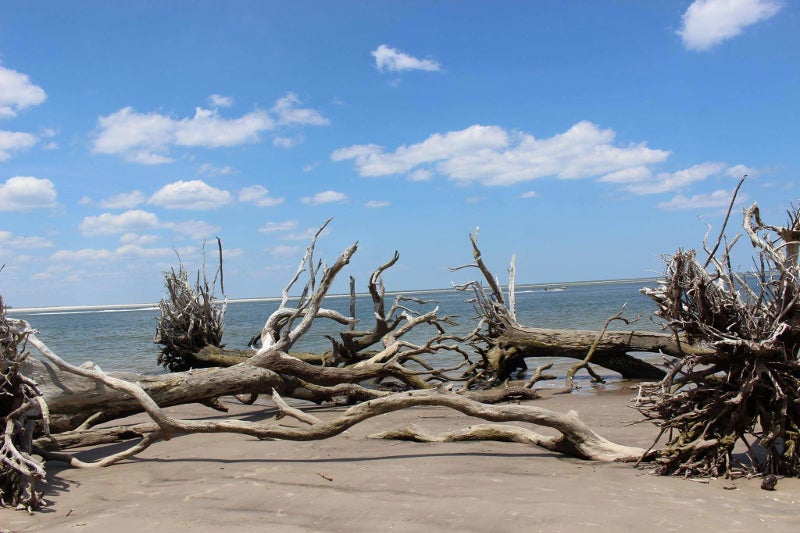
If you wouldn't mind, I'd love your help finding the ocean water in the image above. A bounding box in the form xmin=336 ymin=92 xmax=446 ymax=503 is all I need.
xmin=8 ymin=279 xmax=665 ymax=382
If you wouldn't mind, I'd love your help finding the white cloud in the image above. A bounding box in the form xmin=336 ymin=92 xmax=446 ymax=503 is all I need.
xmin=114 ymin=244 xmax=174 ymax=259
xmin=658 ymin=189 xmax=749 ymax=211
xmin=119 ymin=232 xmax=159 ymax=245
xmin=267 ymin=245 xmax=300 ymax=258
xmin=93 ymin=106 xmax=271 ymax=164
xmin=408 ymin=169 xmax=433 ymax=182
xmin=93 ymin=107 xmax=177 ymax=164
xmin=50 ymin=248 xmax=115 ymax=262
xmin=208 ymin=94 xmax=234 ymax=108
xmin=238 ymin=185 xmax=284 ymax=207
xmin=0 ymin=176 xmax=57 ymax=211
xmin=99 ymin=190 xmax=146 ymax=209
xmin=174 ymin=107 xmax=272 ymax=147
xmin=599 ymin=166 xmax=653 ymax=184
xmin=259 ymin=220 xmax=298 ymax=234
xmin=333 ymin=121 xmax=670 ymax=186
xmin=0 ymin=130 xmax=38 ymax=160
xmin=273 ymin=135 xmax=302 ymax=149
xmin=93 ymin=93 xmax=329 ymax=164
xmin=49 ymin=244 xmax=175 ymax=263
xmin=332 ymin=125 xmax=509 ymax=177
xmin=198 ymin=163 xmax=235 ymax=176
xmin=725 ymin=163 xmax=758 ymax=178
xmin=301 ymin=190 xmax=348 ymax=205
xmin=271 ymin=93 xmax=330 ymax=127
xmin=79 ymin=209 xmax=160 ymax=236
xmin=678 ymin=0 xmax=782 ymax=51
xmin=365 ymin=200 xmax=390 ymax=208
xmin=149 ymin=180 xmax=233 ymax=210
xmin=163 ymin=220 xmax=221 ymax=239
xmin=372 ymin=44 xmax=441 ymax=73
xmin=520 ymin=191 xmax=538 ymax=199
xmin=622 ymin=162 xmax=728 ymax=195
xmin=0 ymin=64 xmax=47 ymax=119
xmin=0 ymin=230 xmax=53 ymax=249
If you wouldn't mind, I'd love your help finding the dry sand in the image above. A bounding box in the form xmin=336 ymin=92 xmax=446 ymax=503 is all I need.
xmin=3 ymin=386 xmax=798 ymax=532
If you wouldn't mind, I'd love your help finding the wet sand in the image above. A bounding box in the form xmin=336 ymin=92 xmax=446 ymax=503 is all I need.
xmin=3 ymin=386 xmax=798 ymax=532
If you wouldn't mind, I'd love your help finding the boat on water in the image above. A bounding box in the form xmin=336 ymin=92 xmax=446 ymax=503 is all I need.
xmin=544 ymin=285 xmax=567 ymax=292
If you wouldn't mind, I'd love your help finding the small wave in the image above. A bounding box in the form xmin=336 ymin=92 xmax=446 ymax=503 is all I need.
xmin=31 ymin=306 xmax=159 ymax=316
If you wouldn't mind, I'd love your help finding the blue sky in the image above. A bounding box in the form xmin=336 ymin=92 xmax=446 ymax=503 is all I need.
xmin=1 ymin=0 xmax=797 ymax=307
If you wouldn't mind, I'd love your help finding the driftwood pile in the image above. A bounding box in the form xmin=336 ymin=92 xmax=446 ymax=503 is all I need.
xmin=154 ymin=240 xmax=227 ymax=372
xmin=1 ymin=294 xmax=47 ymax=512
xmin=637 ymin=198 xmax=800 ymax=478
xmin=4 ymin=188 xmax=799 ymax=512
xmin=1 ymin=224 xmax=662 ymax=511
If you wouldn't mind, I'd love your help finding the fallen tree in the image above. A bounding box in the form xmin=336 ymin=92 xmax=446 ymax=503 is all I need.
xmin=0 ymin=227 xmax=656 ymax=511
xmin=1 ymin=294 xmax=46 ymax=512
xmin=451 ymin=231 xmax=712 ymax=384
xmin=636 ymin=189 xmax=800 ymax=478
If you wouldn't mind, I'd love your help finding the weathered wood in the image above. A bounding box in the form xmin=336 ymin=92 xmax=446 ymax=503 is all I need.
xmin=496 ymin=324 xmax=708 ymax=379
xmin=452 ymin=230 xmax=711 ymax=382
xmin=23 ymin=357 xmax=283 ymax=434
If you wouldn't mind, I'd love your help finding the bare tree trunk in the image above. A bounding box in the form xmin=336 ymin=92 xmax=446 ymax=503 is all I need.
xmin=451 ymin=231 xmax=710 ymax=383
xmin=493 ymin=322 xmax=707 ymax=380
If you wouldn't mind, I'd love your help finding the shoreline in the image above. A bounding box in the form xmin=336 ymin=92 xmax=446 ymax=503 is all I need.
xmin=5 ymin=277 xmax=659 ymax=315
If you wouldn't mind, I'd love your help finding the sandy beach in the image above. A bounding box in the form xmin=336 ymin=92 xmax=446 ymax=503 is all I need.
xmin=2 ymin=386 xmax=798 ymax=532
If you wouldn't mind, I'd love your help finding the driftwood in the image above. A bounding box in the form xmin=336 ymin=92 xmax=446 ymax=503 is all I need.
xmin=26 ymin=335 xmax=645 ymax=469
xmin=0 ymin=223 xmax=655 ymax=515
xmin=636 ymin=188 xmax=800 ymax=478
xmin=1 ymin=294 xmax=47 ymax=512
xmin=154 ymin=240 xmax=227 ymax=372
xmin=26 ymin=225 xmax=544 ymax=436
xmin=452 ymin=231 xmax=712 ymax=384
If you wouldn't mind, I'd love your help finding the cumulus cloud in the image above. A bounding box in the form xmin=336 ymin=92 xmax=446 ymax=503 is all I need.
xmin=271 ymin=93 xmax=330 ymax=127
xmin=208 ymin=94 xmax=234 ymax=108
xmin=175 ymin=107 xmax=273 ymax=148
xmin=93 ymin=107 xmax=177 ymax=164
xmin=99 ymin=190 xmax=146 ymax=209
xmin=0 ymin=230 xmax=53 ymax=248
xmin=0 ymin=130 xmax=38 ymax=160
xmin=50 ymin=248 xmax=116 ymax=262
xmin=273 ymin=136 xmax=302 ymax=149
xmin=79 ymin=209 xmax=160 ymax=236
xmin=725 ymin=163 xmax=758 ymax=178
xmin=333 ymin=122 xmax=670 ymax=186
xmin=50 ymin=244 xmax=177 ymax=263
xmin=0 ymin=64 xmax=47 ymax=119
xmin=119 ymin=232 xmax=159 ymax=245
xmin=0 ymin=176 xmax=57 ymax=211
xmin=408 ymin=169 xmax=433 ymax=182
xmin=620 ymin=162 xmax=728 ymax=195
xmin=238 ymin=185 xmax=284 ymax=207
xmin=372 ymin=44 xmax=442 ymax=72
xmin=678 ymin=0 xmax=782 ymax=51
xmin=520 ymin=191 xmax=538 ymax=199
xmin=259 ymin=220 xmax=298 ymax=234
xmin=148 ymin=180 xmax=233 ymax=210
xmin=92 ymin=93 xmax=328 ymax=163
xmin=301 ymin=190 xmax=348 ymax=205
xmin=162 ymin=220 xmax=221 ymax=240
xmin=267 ymin=245 xmax=300 ymax=258
xmin=658 ymin=189 xmax=749 ymax=211
xmin=198 ymin=163 xmax=235 ymax=176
